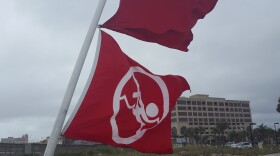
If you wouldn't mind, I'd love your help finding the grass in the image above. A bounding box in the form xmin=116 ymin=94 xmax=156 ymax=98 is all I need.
xmin=55 ymin=145 xmax=280 ymax=156
xmin=175 ymin=145 xmax=280 ymax=156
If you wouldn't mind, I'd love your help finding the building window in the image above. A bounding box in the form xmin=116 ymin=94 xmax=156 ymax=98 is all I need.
xmin=178 ymin=112 xmax=187 ymax=116
xmin=177 ymin=100 xmax=186 ymax=105
xmin=219 ymin=108 xmax=225 ymax=111
xmin=171 ymin=118 xmax=177 ymax=122
xmin=188 ymin=106 xmax=192 ymax=110
xmin=180 ymin=126 xmax=187 ymax=135
xmin=203 ymin=112 xmax=207 ymax=116
xmin=193 ymin=112 xmax=197 ymax=116
xmin=193 ymin=107 xmax=197 ymax=111
xmin=208 ymin=113 xmax=214 ymax=116
xmin=198 ymin=112 xmax=202 ymax=116
xmin=202 ymin=101 xmax=206 ymax=105
xmin=245 ymin=119 xmax=252 ymax=122
xmin=179 ymin=118 xmax=188 ymax=122
xmin=243 ymin=109 xmax=250 ymax=112
xmin=198 ymin=107 xmax=202 ymax=111
xmin=197 ymin=101 xmax=201 ymax=105
xmin=214 ymin=102 xmax=218 ymax=106
xmin=192 ymin=101 xmax=197 ymax=105
xmin=214 ymin=108 xmax=218 ymax=111
xmin=208 ymin=107 xmax=213 ymax=111
xmin=242 ymin=103 xmax=249 ymax=107
xmin=178 ymin=106 xmax=187 ymax=110
xmin=219 ymin=102 xmax=224 ymax=106
xmin=171 ymin=112 xmax=176 ymax=117
xmin=207 ymin=101 xmax=213 ymax=106
xmin=188 ymin=112 xmax=192 ymax=116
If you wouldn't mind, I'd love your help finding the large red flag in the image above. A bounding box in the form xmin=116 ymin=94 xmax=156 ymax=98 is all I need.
xmin=101 ymin=0 xmax=218 ymax=52
xmin=63 ymin=30 xmax=190 ymax=154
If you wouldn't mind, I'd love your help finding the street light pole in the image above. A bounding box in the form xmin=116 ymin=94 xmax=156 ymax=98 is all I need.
xmin=250 ymin=123 xmax=256 ymax=147
xmin=274 ymin=122 xmax=279 ymax=147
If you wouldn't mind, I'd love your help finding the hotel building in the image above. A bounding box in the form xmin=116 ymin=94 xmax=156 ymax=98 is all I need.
xmin=171 ymin=94 xmax=252 ymax=137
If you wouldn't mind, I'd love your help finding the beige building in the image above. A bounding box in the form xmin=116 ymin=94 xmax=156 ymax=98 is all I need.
xmin=1 ymin=134 xmax=28 ymax=144
xmin=171 ymin=94 xmax=252 ymax=137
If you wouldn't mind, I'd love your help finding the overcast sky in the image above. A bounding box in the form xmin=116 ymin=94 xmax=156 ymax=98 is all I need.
xmin=0 ymin=0 xmax=280 ymax=142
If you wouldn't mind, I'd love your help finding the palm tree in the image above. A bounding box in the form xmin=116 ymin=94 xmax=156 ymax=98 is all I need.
xmin=201 ymin=135 xmax=209 ymax=144
xmin=237 ymin=130 xmax=249 ymax=142
xmin=183 ymin=128 xmax=195 ymax=144
xmin=278 ymin=128 xmax=280 ymax=140
xmin=227 ymin=131 xmax=238 ymax=142
xmin=184 ymin=127 xmax=206 ymax=145
xmin=197 ymin=126 xmax=205 ymax=144
xmin=253 ymin=124 xmax=267 ymax=142
xmin=253 ymin=124 xmax=275 ymax=145
xmin=210 ymin=127 xmax=218 ymax=145
xmin=193 ymin=127 xmax=200 ymax=144
xmin=265 ymin=128 xmax=275 ymax=144
xmin=216 ymin=122 xmax=230 ymax=146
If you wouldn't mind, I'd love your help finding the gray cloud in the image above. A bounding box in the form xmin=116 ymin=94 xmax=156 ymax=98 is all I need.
xmin=0 ymin=0 xmax=280 ymax=141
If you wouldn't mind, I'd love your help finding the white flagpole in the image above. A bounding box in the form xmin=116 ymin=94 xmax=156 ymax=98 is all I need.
xmin=44 ymin=1 xmax=107 ymax=156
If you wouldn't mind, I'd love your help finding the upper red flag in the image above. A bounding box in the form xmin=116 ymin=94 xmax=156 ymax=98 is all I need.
xmin=63 ymin=30 xmax=190 ymax=154
xmin=101 ymin=0 xmax=218 ymax=52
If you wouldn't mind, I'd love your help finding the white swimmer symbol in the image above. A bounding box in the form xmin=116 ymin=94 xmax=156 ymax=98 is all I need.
xmin=111 ymin=67 xmax=169 ymax=144
xmin=121 ymin=74 xmax=160 ymax=128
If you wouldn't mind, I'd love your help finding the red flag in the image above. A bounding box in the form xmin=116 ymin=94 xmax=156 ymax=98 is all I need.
xmin=101 ymin=0 xmax=218 ymax=52
xmin=63 ymin=30 xmax=190 ymax=154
